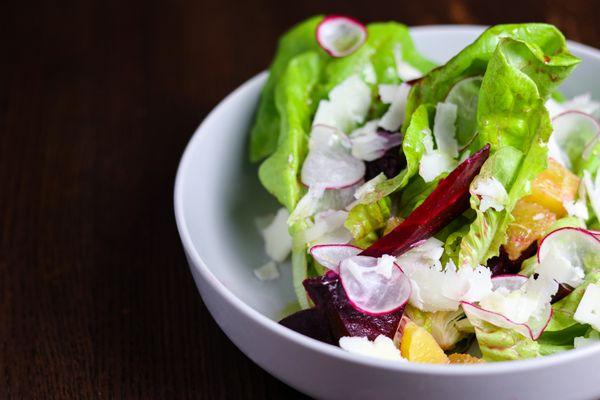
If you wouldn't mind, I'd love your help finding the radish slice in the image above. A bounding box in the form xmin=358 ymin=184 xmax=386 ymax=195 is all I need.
xmin=310 ymin=244 xmax=362 ymax=272
xmin=339 ymin=255 xmax=411 ymax=315
xmin=462 ymin=301 xmax=552 ymax=340
xmin=537 ymin=227 xmax=600 ymax=286
xmin=491 ymin=274 xmax=528 ymax=291
xmin=301 ymin=125 xmax=366 ymax=189
xmin=316 ymin=15 xmax=367 ymax=58
xmin=350 ymin=128 xmax=403 ymax=162
xmin=549 ymin=110 xmax=600 ymax=169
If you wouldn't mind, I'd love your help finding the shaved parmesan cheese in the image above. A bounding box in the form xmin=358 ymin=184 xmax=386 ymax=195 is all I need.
xmin=378 ymin=84 xmax=398 ymax=104
xmin=313 ymin=75 xmax=371 ymax=133
xmin=478 ymin=276 xmax=557 ymax=325
xmin=535 ymin=247 xmax=585 ymax=287
xmin=351 ymin=173 xmax=387 ymax=205
xmin=396 ymin=239 xmax=493 ymax=312
xmin=433 ymin=102 xmax=459 ymax=158
xmin=339 ymin=335 xmax=405 ymax=361
xmin=574 ymin=284 xmax=600 ymax=331
xmin=471 ymin=176 xmax=508 ymax=212
xmin=260 ymin=208 xmax=292 ymax=262
xmin=394 ymin=44 xmax=423 ymax=81
xmin=563 ymin=198 xmax=589 ymax=220
xmin=302 ymin=210 xmax=353 ymax=246
xmin=254 ymin=261 xmax=280 ymax=281
xmin=288 ymin=185 xmax=325 ymax=224
xmin=419 ymin=150 xmax=457 ymax=182
xmin=378 ymin=83 xmax=411 ymax=132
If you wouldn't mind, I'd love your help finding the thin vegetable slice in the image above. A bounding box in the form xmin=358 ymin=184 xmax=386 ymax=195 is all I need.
xmin=361 ymin=144 xmax=490 ymax=257
xmin=316 ymin=15 xmax=367 ymax=57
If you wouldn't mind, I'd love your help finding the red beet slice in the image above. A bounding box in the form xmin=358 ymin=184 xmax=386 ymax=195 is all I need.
xmin=361 ymin=144 xmax=490 ymax=257
xmin=303 ymin=272 xmax=404 ymax=341
xmin=279 ymin=308 xmax=336 ymax=345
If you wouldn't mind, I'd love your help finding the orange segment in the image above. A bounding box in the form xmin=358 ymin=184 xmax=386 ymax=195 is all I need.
xmin=400 ymin=321 xmax=449 ymax=364
xmin=505 ymin=199 xmax=556 ymax=260
xmin=522 ymin=158 xmax=579 ymax=218
xmin=448 ymin=353 xmax=485 ymax=364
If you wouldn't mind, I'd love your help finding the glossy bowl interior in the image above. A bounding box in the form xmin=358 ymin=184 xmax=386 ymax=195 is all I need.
xmin=175 ymin=26 xmax=600 ymax=400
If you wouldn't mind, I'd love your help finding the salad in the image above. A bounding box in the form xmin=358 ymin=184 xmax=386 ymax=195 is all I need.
xmin=250 ymin=16 xmax=600 ymax=364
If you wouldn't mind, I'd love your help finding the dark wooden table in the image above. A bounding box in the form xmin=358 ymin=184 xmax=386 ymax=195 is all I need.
xmin=1 ymin=0 xmax=598 ymax=398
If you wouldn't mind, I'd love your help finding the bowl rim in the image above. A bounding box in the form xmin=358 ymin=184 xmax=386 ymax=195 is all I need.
xmin=174 ymin=24 xmax=600 ymax=376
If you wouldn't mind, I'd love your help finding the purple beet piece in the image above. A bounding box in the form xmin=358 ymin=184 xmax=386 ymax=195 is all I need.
xmin=304 ymin=273 xmax=404 ymax=341
xmin=551 ymin=283 xmax=574 ymax=304
xmin=361 ymin=144 xmax=490 ymax=257
xmin=487 ymin=243 xmax=537 ymax=277
xmin=279 ymin=308 xmax=336 ymax=345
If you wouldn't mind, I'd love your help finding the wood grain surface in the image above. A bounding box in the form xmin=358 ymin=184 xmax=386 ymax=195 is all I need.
xmin=0 ymin=0 xmax=598 ymax=398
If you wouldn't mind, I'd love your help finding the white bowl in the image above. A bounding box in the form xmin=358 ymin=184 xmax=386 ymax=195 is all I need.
xmin=175 ymin=26 xmax=600 ymax=400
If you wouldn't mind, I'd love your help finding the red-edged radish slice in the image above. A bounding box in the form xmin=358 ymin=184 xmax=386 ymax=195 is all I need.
xmin=549 ymin=110 xmax=600 ymax=168
xmin=462 ymin=301 xmax=552 ymax=340
xmin=350 ymin=129 xmax=403 ymax=162
xmin=316 ymin=15 xmax=367 ymax=58
xmin=339 ymin=255 xmax=411 ymax=315
xmin=491 ymin=274 xmax=528 ymax=291
xmin=538 ymin=227 xmax=600 ymax=266
xmin=301 ymin=125 xmax=366 ymax=189
xmin=309 ymin=244 xmax=362 ymax=273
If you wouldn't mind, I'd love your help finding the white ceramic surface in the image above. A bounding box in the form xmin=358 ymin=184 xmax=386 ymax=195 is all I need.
xmin=175 ymin=26 xmax=600 ymax=400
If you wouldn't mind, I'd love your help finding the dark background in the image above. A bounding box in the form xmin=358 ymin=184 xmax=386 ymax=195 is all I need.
xmin=1 ymin=0 xmax=598 ymax=398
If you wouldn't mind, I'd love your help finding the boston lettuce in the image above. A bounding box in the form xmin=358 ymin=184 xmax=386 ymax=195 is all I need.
xmin=458 ymin=37 xmax=579 ymax=267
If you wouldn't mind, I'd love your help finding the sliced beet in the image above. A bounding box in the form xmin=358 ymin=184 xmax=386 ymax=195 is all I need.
xmin=304 ymin=273 xmax=404 ymax=341
xmin=279 ymin=308 xmax=336 ymax=345
xmin=551 ymin=283 xmax=574 ymax=304
xmin=487 ymin=243 xmax=537 ymax=277
xmin=361 ymin=144 xmax=490 ymax=257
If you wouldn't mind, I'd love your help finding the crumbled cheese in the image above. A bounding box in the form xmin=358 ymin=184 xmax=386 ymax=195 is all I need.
xmin=288 ymin=185 xmax=326 ymax=224
xmin=479 ymin=275 xmax=558 ymax=324
xmin=535 ymin=247 xmax=585 ymax=287
xmin=349 ymin=173 xmax=387 ymax=206
xmin=313 ymin=75 xmax=371 ymax=133
xmin=339 ymin=335 xmax=405 ymax=361
xmin=302 ymin=210 xmax=353 ymax=246
xmin=433 ymin=102 xmax=459 ymax=158
xmin=563 ymin=198 xmax=589 ymax=220
xmin=394 ymin=44 xmax=423 ymax=81
xmin=254 ymin=261 xmax=280 ymax=281
xmin=419 ymin=150 xmax=457 ymax=182
xmin=260 ymin=208 xmax=292 ymax=262
xmin=396 ymin=239 xmax=493 ymax=312
xmin=378 ymin=83 xmax=411 ymax=132
xmin=574 ymin=284 xmax=600 ymax=331
xmin=470 ymin=176 xmax=508 ymax=212
xmin=378 ymin=84 xmax=398 ymax=104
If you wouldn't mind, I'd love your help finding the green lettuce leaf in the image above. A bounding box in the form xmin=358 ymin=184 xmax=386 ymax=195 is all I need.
xmin=250 ymin=16 xmax=325 ymax=162
xmin=469 ymin=315 xmax=540 ymax=361
xmin=345 ymin=197 xmax=392 ymax=248
xmin=405 ymin=305 xmax=470 ymax=350
xmin=458 ymin=36 xmax=579 ymax=267
xmin=404 ymin=23 xmax=579 ymax=131
xmin=291 ymin=248 xmax=310 ymax=309
xmin=258 ymin=52 xmax=323 ymax=210
xmin=545 ymin=269 xmax=600 ymax=332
